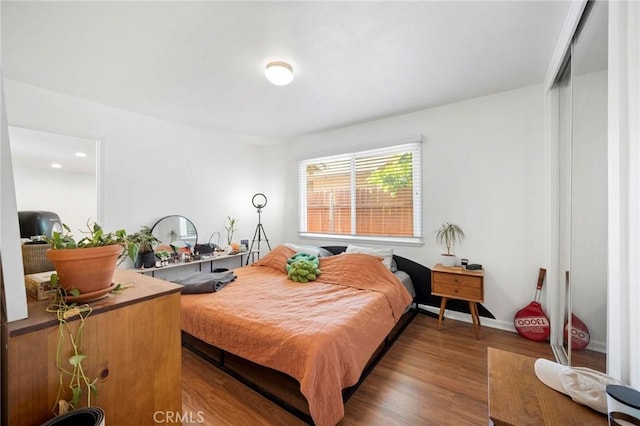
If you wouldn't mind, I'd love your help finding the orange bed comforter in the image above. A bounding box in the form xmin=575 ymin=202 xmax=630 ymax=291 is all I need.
xmin=181 ymin=245 xmax=412 ymax=426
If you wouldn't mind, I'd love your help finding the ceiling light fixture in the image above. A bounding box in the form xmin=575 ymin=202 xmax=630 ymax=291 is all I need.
xmin=75 ymin=152 xmax=87 ymax=158
xmin=265 ymin=61 xmax=294 ymax=86
xmin=51 ymin=163 xmax=62 ymax=169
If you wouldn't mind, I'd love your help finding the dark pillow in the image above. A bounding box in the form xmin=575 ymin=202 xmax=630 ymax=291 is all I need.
xmin=317 ymin=247 xmax=334 ymax=257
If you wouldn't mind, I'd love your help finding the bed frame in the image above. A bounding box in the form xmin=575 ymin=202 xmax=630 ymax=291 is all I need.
xmin=182 ymin=246 xmax=492 ymax=424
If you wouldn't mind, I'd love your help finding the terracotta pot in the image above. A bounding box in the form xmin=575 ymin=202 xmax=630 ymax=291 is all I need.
xmin=47 ymin=245 xmax=123 ymax=297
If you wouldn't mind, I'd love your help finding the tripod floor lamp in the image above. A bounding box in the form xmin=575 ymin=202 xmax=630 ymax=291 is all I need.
xmin=247 ymin=193 xmax=271 ymax=265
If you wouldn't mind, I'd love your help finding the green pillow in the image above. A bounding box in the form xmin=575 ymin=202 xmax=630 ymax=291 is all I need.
xmin=286 ymin=252 xmax=319 ymax=271
xmin=286 ymin=253 xmax=321 ymax=283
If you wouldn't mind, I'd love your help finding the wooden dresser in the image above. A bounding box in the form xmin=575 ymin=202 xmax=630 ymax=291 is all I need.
xmin=431 ymin=264 xmax=484 ymax=338
xmin=1 ymin=269 xmax=183 ymax=426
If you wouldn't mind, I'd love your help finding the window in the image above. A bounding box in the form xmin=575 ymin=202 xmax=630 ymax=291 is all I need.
xmin=299 ymin=140 xmax=422 ymax=243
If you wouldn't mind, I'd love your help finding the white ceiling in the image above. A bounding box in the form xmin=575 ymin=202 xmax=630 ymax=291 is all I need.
xmin=2 ymin=1 xmax=571 ymax=140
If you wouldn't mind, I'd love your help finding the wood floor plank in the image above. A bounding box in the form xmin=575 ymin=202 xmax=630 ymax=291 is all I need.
xmin=182 ymin=313 xmax=606 ymax=425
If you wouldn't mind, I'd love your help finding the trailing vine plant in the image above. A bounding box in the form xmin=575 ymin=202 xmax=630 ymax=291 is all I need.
xmin=46 ymin=273 xmax=97 ymax=416
xmin=46 ymin=275 xmax=130 ymax=416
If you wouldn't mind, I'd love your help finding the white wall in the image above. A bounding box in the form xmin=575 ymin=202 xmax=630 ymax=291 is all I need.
xmin=607 ymin=0 xmax=640 ymax=386
xmin=283 ymin=84 xmax=549 ymax=331
xmin=3 ymin=79 xmax=284 ymax=261
xmin=13 ymin=167 xmax=96 ymax=236
xmin=0 ymin=76 xmax=29 ymax=322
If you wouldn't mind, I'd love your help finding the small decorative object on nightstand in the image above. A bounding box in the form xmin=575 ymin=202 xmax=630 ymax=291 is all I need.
xmin=431 ymin=263 xmax=484 ymax=339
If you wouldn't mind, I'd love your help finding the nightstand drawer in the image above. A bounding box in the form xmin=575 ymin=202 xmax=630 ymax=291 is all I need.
xmin=432 ymin=271 xmax=482 ymax=289
xmin=432 ymin=281 xmax=483 ymax=301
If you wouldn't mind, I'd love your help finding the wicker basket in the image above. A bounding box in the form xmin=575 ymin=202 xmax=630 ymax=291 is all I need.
xmin=21 ymin=243 xmax=55 ymax=275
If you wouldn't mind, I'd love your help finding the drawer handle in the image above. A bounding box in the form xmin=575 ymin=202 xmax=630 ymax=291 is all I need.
xmin=454 ymin=279 xmax=459 ymax=283
xmin=454 ymin=289 xmax=459 ymax=293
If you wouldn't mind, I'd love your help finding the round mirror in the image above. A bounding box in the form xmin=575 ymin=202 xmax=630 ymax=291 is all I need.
xmin=150 ymin=215 xmax=198 ymax=252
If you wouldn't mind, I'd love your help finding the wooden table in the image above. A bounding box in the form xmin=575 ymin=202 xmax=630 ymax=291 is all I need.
xmin=431 ymin=264 xmax=484 ymax=338
xmin=487 ymin=347 xmax=607 ymax=425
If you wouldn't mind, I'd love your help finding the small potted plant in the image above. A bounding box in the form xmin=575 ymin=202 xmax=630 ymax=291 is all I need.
xmin=435 ymin=222 xmax=465 ymax=267
xmin=127 ymin=226 xmax=159 ymax=268
xmin=225 ymin=216 xmax=238 ymax=251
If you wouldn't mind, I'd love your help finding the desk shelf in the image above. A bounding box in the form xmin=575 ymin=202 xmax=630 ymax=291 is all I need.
xmin=133 ymin=252 xmax=250 ymax=277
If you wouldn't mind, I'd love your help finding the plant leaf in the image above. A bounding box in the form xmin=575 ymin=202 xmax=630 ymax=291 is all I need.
xmin=70 ymin=386 xmax=82 ymax=407
xmin=69 ymin=354 xmax=87 ymax=366
xmin=58 ymin=399 xmax=70 ymax=415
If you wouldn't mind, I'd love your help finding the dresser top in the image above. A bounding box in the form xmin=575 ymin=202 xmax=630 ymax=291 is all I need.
xmin=3 ymin=269 xmax=182 ymax=337
xmin=432 ymin=263 xmax=484 ymax=277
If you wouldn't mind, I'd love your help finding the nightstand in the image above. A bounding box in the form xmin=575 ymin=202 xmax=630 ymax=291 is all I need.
xmin=431 ymin=263 xmax=484 ymax=339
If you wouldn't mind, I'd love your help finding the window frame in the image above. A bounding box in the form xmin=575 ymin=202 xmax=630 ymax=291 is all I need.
xmin=298 ymin=138 xmax=423 ymax=246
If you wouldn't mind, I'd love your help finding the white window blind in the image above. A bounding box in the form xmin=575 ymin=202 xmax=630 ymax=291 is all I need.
xmin=299 ymin=140 xmax=422 ymax=243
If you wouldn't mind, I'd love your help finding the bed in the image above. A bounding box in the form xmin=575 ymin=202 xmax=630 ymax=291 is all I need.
xmin=180 ymin=245 xmax=417 ymax=425
xmin=180 ymin=244 xmax=493 ymax=425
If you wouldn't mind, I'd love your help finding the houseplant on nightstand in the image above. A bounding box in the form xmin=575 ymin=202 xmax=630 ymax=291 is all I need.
xmin=435 ymin=222 xmax=465 ymax=267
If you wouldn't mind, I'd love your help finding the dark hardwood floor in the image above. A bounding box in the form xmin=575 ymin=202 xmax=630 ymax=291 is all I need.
xmin=182 ymin=313 xmax=606 ymax=425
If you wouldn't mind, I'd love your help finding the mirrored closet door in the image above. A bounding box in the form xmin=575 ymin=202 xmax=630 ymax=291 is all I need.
xmin=554 ymin=0 xmax=608 ymax=366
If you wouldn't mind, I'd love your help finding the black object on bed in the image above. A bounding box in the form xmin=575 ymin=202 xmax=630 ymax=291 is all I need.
xmin=322 ymin=246 xmax=495 ymax=319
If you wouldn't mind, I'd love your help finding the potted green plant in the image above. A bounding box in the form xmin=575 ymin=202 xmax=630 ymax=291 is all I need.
xmin=44 ymin=222 xmax=136 ymax=418
xmin=127 ymin=226 xmax=159 ymax=268
xmin=435 ymin=222 xmax=465 ymax=267
xmin=46 ymin=222 xmax=136 ymax=302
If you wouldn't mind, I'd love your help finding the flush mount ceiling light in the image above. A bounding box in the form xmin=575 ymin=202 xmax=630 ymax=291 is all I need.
xmin=265 ymin=61 xmax=294 ymax=86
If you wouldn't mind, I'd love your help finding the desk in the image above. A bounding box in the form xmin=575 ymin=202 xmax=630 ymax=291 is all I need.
xmin=488 ymin=347 xmax=606 ymax=425
xmin=431 ymin=264 xmax=484 ymax=338
xmin=133 ymin=251 xmax=249 ymax=277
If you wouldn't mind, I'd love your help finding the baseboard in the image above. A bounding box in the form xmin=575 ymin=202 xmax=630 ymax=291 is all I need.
xmin=417 ymin=304 xmax=606 ymax=353
xmin=417 ymin=304 xmax=515 ymax=332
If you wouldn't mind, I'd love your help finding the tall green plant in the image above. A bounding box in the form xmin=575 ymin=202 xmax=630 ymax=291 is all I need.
xmin=225 ymin=216 xmax=238 ymax=246
xmin=435 ymin=223 xmax=465 ymax=255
